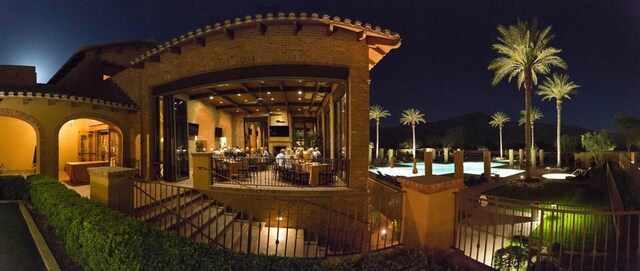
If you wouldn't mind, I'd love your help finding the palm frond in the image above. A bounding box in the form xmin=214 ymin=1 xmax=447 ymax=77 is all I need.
xmin=400 ymin=109 xmax=426 ymax=126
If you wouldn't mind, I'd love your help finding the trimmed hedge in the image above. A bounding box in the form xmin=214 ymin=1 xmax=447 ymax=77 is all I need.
xmin=25 ymin=175 xmax=441 ymax=271
xmin=0 ymin=175 xmax=27 ymax=200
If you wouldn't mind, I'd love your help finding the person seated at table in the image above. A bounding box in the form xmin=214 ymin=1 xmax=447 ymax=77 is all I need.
xmin=261 ymin=147 xmax=270 ymax=157
xmin=313 ymin=147 xmax=322 ymax=160
xmin=303 ymin=148 xmax=313 ymax=161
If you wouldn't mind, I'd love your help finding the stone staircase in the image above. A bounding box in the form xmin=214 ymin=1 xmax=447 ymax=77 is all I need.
xmin=134 ymin=189 xmax=327 ymax=258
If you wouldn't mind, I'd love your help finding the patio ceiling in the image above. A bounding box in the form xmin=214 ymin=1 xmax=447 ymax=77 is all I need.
xmin=187 ymin=79 xmax=343 ymax=114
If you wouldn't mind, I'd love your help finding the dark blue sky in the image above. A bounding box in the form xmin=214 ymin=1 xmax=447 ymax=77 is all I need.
xmin=1 ymin=0 xmax=638 ymax=130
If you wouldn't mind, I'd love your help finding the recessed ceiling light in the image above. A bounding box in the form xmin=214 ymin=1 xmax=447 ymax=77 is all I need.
xmin=269 ymin=111 xmax=273 ymax=114
xmin=267 ymin=91 xmax=271 ymax=95
xmin=244 ymin=99 xmax=248 ymax=102
xmin=209 ymin=96 xmax=213 ymax=99
xmin=298 ymin=97 xmax=301 ymax=101
xmin=260 ymin=80 xmax=265 ymax=83
xmin=236 ymin=110 xmax=239 ymax=112
xmin=297 ymin=80 xmax=302 ymax=83
xmin=256 ymin=109 xmax=259 ymax=111
xmin=219 ymin=101 xmax=223 ymax=104
xmin=277 ymin=109 xmax=280 ymax=111
xmin=270 ymin=98 xmax=274 ymax=101
xmin=298 ymin=90 xmax=302 ymax=94
xmin=298 ymin=108 xmax=301 ymax=111
xmin=237 ymin=93 xmax=241 ymax=96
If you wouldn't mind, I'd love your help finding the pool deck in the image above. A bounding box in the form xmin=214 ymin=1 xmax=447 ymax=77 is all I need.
xmin=370 ymin=161 xmax=525 ymax=178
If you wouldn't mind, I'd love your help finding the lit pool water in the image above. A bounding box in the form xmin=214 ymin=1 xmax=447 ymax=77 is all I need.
xmin=370 ymin=161 xmax=524 ymax=178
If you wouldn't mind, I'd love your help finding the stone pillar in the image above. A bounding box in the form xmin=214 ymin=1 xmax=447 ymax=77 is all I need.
xmin=483 ymin=150 xmax=492 ymax=181
xmin=398 ymin=176 xmax=465 ymax=254
xmin=531 ymin=149 xmax=537 ymax=168
xmin=508 ymin=149 xmax=514 ymax=168
xmin=388 ymin=149 xmax=395 ymax=168
xmin=368 ymin=146 xmax=373 ymax=164
xmin=454 ymin=151 xmax=464 ymax=180
xmin=518 ymin=149 xmax=524 ymax=166
xmin=88 ymin=167 xmax=135 ymax=215
xmin=539 ymin=149 xmax=544 ymax=168
xmin=443 ymin=148 xmax=449 ymax=163
xmin=191 ymin=152 xmax=213 ymax=190
xmin=424 ymin=151 xmax=432 ymax=176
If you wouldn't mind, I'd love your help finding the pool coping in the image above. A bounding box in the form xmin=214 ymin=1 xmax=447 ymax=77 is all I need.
xmin=0 ymin=200 xmax=60 ymax=271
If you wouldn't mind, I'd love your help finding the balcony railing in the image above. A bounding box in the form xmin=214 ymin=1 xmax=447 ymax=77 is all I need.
xmin=132 ymin=178 xmax=402 ymax=258
xmin=209 ymin=157 xmax=349 ymax=188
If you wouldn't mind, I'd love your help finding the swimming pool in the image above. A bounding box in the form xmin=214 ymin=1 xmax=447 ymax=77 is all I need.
xmin=370 ymin=161 xmax=524 ymax=178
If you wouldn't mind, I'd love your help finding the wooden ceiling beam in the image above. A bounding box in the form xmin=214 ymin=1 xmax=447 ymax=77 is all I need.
xmin=220 ymin=95 xmax=251 ymax=114
xmin=216 ymin=101 xmax=312 ymax=110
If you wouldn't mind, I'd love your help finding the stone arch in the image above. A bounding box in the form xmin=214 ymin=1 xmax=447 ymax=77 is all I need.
xmin=53 ymin=112 xmax=126 ymax=173
xmin=0 ymin=108 xmax=46 ymax=174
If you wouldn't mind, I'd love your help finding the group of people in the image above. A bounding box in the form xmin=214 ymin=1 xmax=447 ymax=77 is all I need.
xmin=211 ymin=146 xmax=322 ymax=161
xmin=211 ymin=146 xmax=270 ymax=157
xmin=275 ymin=147 xmax=322 ymax=162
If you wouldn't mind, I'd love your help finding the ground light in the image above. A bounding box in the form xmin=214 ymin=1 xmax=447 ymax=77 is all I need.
xmin=541 ymin=173 xmax=574 ymax=180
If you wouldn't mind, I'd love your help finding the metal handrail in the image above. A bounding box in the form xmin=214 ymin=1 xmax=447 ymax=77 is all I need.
xmin=133 ymin=182 xmax=216 ymax=244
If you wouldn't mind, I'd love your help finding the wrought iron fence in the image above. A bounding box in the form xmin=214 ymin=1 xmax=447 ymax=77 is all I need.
xmin=453 ymin=191 xmax=640 ymax=270
xmin=208 ymin=157 xmax=348 ymax=188
xmin=132 ymin=178 xmax=402 ymax=258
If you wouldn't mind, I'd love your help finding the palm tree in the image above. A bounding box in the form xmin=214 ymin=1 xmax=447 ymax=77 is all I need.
xmin=369 ymin=105 xmax=391 ymax=160
xmin=537 ymin=73 xmax=580 ymax=168
xmin=488 ymin=19 xmax=567 ymax=179
xmin=489 ymin=112 xmax=510 ymax=158
xmin=519 ymin=107 xmax=544 ymax=151
xmin=400 ymin=109 xmax=426 ymax=158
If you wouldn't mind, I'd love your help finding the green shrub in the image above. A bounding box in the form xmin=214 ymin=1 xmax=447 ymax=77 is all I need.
xmin=0 ymin=175 xmax=27 ymax=200
xmin=26 ymin=175 xmax=440 ymax=271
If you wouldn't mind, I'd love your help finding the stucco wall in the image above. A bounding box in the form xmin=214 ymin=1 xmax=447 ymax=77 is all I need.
xmin=0 ymin=116 xmax=37 ymax=172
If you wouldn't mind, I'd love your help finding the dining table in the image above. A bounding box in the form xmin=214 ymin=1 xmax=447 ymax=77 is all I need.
xmin=299 ymin=162 xmax=330 ymax=186
xmin=64 ymin=161 xmax=110 ymax=183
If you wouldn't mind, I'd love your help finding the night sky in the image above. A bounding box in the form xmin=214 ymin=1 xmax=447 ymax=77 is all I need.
xmin=1 ymin=0 xmax=638 ymax=130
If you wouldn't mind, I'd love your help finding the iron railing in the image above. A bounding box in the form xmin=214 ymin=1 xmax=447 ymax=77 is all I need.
xmin=208 ymin=157 xmax=348 ymax=188
xmin=453 ymin=191 xmax=640 ymax=270
xmin=132 ymin=177 xmax=401 ymax=258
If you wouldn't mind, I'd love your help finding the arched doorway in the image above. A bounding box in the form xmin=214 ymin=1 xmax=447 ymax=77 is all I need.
xmin=57 ymin=118 xmax=123 ymax=189
xmin=0 ymin=116 xmax=38 ymax=175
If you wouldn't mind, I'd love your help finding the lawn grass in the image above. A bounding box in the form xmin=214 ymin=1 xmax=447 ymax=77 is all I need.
xmin=484 ymin=181 xmax=607 ymax=209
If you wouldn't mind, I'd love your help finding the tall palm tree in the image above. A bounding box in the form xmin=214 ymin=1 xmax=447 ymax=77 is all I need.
xmin=400 ymin=109 xmax=426 ymax=158
xmin=369 ymin=105 xmax=391 ymax=159
xmin=519 ymin=107 xmax=544 ymax=151
xmin=488 ymin=19 xmax=567 ymax=179
xmin=489 ymin=112 xmax=510 ymax=158
xmin=537 ymin=73 xmax=580 ymax=168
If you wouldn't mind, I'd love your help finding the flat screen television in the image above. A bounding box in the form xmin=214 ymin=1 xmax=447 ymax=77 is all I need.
xmin=188 ymin=123 xmax=199 ymax=136
xmin=269 ymin=126 xmax=289 ymax=137
xmin=215 ymin=127 xmax=223 ymax=137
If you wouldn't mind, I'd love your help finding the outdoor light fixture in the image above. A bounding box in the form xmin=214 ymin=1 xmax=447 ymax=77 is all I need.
xmin=209 ymin=96 xmax=213 ymax=99
xmin=381 ymin=229 xmax=387 ymax=235
xmin=270 ymin=98 xmax=274 ymax=101
xmin=276 ymin=217 xmax=284 ymax=221
xmin=219 ymin=101 xmax=223 ymax=104
xmin=298 ymin=97 xmax=301 ymax=100
xmin=520 ymin=175 xmax=524 ymax=180
xmin=237 ymin=93 xmax=241 ymax=96
xmin=235 ymin=110 xmax=239 ymax=113
xmin=298 ymin=90 xmax=302 ymax=94
xmin=244 ymin=99 xmax=248 ymax=102
xmin=277 ymin=109 xmax=280 ymax=111
xmin=297 ymin=108 xmax=301 ymax=111
xmin=267 ymin=91 xmax=271 ymax=95
xmin=256 ymin=109 xmax=259 ymax=111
